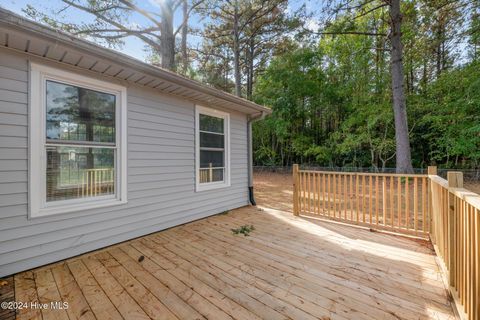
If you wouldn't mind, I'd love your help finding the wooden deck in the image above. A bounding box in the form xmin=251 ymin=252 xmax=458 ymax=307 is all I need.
xmin=9 ymin=205 xmax=456 ymax=320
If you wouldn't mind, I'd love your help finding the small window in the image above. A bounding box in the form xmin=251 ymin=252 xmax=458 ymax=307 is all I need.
xmin=195 ymin=106 xmax=230 ymax=191
xmin=29 ymin=63 xmax=127 ymax=217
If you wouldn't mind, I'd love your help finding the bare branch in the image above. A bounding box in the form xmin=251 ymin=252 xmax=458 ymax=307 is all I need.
xmin=117 ymin=0 xmax=162 ymax=28
xmin=353 ymin=3 xmax=388 ymax=19
xmin=61 ymin=0 xmax=161 ymax=50
xmin=74 ymin=27 xmax=161 ymax=40
xmin=313 ymin=30 xmax=388 ymax=36
xmin=335 ymin=0 xmax=377 ymax=12
xmin=174 ymin=0 xmax=206 ymax=37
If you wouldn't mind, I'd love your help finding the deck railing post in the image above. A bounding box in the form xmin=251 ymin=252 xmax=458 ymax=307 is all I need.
xmin=382 ymin=177 xmax=387 ymax=224
xmin=293 ymin=164 xmax=299 ymax=216
xmin=428 ymin=166 xmax=437 ymax=239
xmin=447 ymin=171 xmax=463 ymax=287
xmin=209 ymin=163 xmax=213 ymax=182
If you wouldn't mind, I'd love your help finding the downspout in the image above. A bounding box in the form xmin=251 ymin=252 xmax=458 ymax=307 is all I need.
xmin=247 ymin=111 xmax=266 ymax=205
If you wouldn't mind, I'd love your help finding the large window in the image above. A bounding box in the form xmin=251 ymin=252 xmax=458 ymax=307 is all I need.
xmin=29 ymin=63 xmax=127 ymax=217
xmin=195 ymin=105 xmax=230 ymax=191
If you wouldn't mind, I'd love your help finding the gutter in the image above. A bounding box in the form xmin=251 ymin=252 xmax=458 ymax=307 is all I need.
xmin=247 ymin=111 xmax=267 ymax=205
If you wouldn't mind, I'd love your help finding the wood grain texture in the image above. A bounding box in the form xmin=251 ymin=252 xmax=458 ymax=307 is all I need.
xmin=12 ymin=205 xmax=456 ymax=320
xmin=429 ymin=171 xmax=479 ymax=320
xmin=0 ymin=277 xmax=15 ymax=320
xmin=295 ymin=170 xmax=431 ymax=238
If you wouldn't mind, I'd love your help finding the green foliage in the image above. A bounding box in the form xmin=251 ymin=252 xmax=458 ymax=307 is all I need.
xmin=231 ymin=225 xmax=255 ymax=236
xmin=253 ymin=46 xmax=336 ymax=166
xmin=413 ymin=61 xmax=480 ymax=168
xmin=25 ymin=0 xmax=480 ymax=169
xmin=253 ymin=1 xmax=480 ymax=170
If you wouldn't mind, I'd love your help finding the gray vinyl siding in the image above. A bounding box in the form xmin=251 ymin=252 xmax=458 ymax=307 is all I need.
xmin=0 ymin=49 xmax=249 ymax=277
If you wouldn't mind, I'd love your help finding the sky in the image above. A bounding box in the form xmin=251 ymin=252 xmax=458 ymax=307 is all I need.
xmin=0 ymin=0 xmax=318 ymax=63
xmin=1 ymin=0 xmax=176 ymax=61
xmin=0 ymin=0 xmax=472 ymax=67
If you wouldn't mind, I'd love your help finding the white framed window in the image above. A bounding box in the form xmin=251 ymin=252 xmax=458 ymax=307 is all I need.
xmin=29 ymin=63 xmax=127 ymax=218
xmin=195 ymin=105 xmax=230 ymax=192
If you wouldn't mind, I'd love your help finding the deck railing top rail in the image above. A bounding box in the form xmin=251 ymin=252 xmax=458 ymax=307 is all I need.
xmin=299 ymin=169 xmax=428 ymax=178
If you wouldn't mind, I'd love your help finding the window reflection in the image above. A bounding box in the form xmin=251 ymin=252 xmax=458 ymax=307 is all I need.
xmin=45 ymin=81 xmax=117 ymax=203
xmin=46 ymin=81 xmax=115 ymax=143
xmin=199 ymin=113 xmax=225 ymax=183
xmin=46 ymin=146 xmax=115 ymax=202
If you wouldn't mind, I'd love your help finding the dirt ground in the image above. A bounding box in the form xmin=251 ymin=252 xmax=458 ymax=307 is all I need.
xmin=254 ymin=171 xmax=293 ymax=212
xmin=464 ymin=181 xmax=480 ymax=194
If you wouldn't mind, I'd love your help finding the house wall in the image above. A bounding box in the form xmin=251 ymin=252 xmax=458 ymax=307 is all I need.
xmin=0 ymin=48 xmax=249 ymax=277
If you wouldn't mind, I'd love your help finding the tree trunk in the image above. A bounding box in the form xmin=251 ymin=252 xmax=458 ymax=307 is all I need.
xmin=409 ymin=57 xmax=414 ymax=92
xmin=435 ymin=21 xmax=444 ymax=78
xmin=246 ymin=37 xmax=254 ymax=100
xmin=246 ymin=38 xmax=255 ymax=100
xmin=78 ymin=89 xmax=94 ymax=170
xmin=389 ymin=0 xmax=414 ymax=173
xmin=224 ymin=51 xmax=229 ymax=90
xmin=436 ymin=43 xmax=442 ymax=77
xmin=181 ymin=0 xmax=188 ymax=74
xmin=160 ymin=0 xmax=175 ymax=70
xmin=422 ymin=59 xmax=427 ymax=91
xmin=233 ymin=0 xmax=242 ymax=97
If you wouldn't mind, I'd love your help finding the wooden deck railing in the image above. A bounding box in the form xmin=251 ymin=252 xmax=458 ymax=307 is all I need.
xmin=199 ymin=163 xmax=223 ymax=183
xmin=292 ymin=164 xmax=479 ymax=320
xmin=428 ymin=167 xmax=479 ymax=320
xmin=292 ymin=164 xmax=430 ymax=237
xmin=79 ymin=168 xmax=114 ymax=197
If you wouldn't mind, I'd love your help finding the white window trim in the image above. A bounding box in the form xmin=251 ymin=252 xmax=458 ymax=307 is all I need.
xmin=195 ymin=105 xmax=231 ymax=192
xmin=28 ymin=62 xmax=128 ymax=218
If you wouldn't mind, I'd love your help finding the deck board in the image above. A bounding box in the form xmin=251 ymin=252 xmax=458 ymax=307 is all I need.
xmin=0 ymin=277 xmax=15 ymax=320
xmin=13 ymin=206 xmax=456 ymax=320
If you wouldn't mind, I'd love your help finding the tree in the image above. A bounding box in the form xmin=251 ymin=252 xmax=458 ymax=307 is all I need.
xmin=23 ymin=0 xmax=204 ymax=71
xmin=254 ymin=47 xmax=337 ymax=166
xmin=413 ymin=60 xmax=480 ymax=168
xmin=389 ymin=0 xmax=414 ymax=173
xmin=21 ymin=0 xmax=480 ymax=171
xmin=309 ymin=0 xmax=414 ymax=172
xmin=159 ymin=0 xmax=175 ymax=70
xmin=196 ymin=0 xmax=299 ymax=97
xmin=252 ymin=0 xmax=480 ymax=171
xmin=181 ymin=0 xmax=189 ymax=74
xmin=468 ymin=7 xmax=480 ymax=60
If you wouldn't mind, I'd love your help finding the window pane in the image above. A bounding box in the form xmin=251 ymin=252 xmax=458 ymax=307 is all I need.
xmin=199 ymin=168 xmax=224 ymax=183
xmin=200 ymin=132 xmax=224 ymax=148
xmin=46 ymin=81 xmax=116 ymax=143
xmin=46 ymin=146 xmax=115 ymax=202
xmin=200 ymin=150 xmax=224 ymax=168
xmin=199 ymin=114 xmax=224 ymax=133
